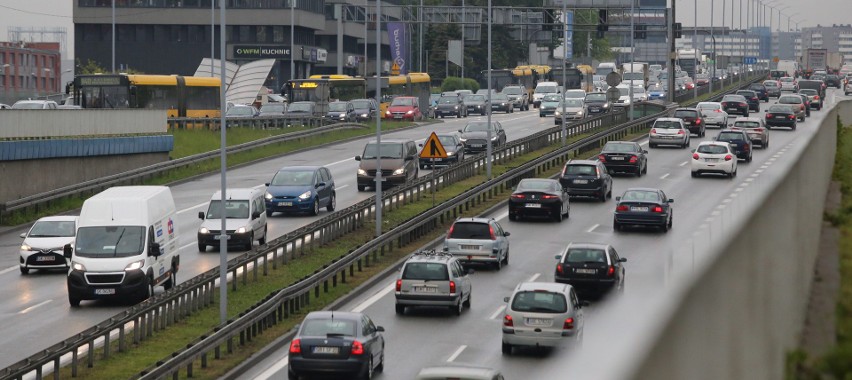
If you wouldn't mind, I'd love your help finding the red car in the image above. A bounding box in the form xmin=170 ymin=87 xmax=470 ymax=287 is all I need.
xmin=383 ymin=96 xmax=423 ymax=121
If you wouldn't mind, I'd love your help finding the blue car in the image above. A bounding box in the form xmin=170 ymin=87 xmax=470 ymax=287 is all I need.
xmin=264 ymin=166 xmax=336 ymax=216
xmin=647 ymin=86 xmax=667 ymax=100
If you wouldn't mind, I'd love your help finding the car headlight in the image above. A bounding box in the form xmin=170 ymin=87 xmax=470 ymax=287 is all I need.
xmin=603 ymin=104 xmax=610 ymax=108
xmin=491 ymin=136 xmax=498 ymax=141
xmin=555 ymin=111 xmax=561 ymax=116
xmin=406 ymin=110 xmax=414 ymax=114
xmin=72 ymin=261 xmax=86 ymax=271
xmin=199 ymin=227 xmax=210 ymax=234
xmin=454 ymin=106 xmax=458 ymax=109
xmin=501 ymin=103 xmax=506 ymax=106
xmin=358 ymin=168 xmax=367 ymax=175
xmin=264 ymin=192 xmax=273 ymax=200
xmin=459 ymin=137 xmax=468 ymax=143
xmin=340 ymin=114 xmax=346 ymax=119
xmin=125 ymin=259 xmax=145 ymax=271
xmin=361 ymin=113 xmax=368 ymax=118
xmin=447 ymin=151 xmax=455 ymax=156
xmin=577 ymin=110 xmax=584 ymax=115
xmin=385 ymin=110 xmax=391 ymax=115
xmin=21 ymin=244 xmax=34 ymax=251
xmin=236 ymin=227 xmax=247 ymax=234
xmin=392 ymin=168 xmax=405 ymax=175
xmin=298 ymin=191 xmax=312 ymax=200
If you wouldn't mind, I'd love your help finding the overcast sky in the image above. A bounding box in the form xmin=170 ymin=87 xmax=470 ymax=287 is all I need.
xmin=0 ymin=0 xmax=846 ymax=61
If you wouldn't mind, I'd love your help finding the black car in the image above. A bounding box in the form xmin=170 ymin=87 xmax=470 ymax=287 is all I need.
xmin=584 ymin=92 xmax=612 ymax=115
xmin=554 ymin=242 xmax=626 ymax=297
xmin=559 ymin=159 xmax=613 ymax=202
xmin=458 ymin=121 xmax=506 ymax=153
xmin=435 ymin=95 xmax=467 ymax=118
xmin=419 ymin=133 xmax=465 ymax=168
xmin=797 ymin=93 xmax=812 ymax=116
xmin=735 ymin=90 xmax=761 ymax=112
xmin=326 ymin=101 xmax=353 ymax=122
xmin=673 ymin=108 xmax=706 ymax=137
xmin=598 ymin=141 xmax=648 ymax=176
xmin=764 ymin=104 xmax=798 ymax=130
xmin=508 ymin=178 xmax=570 ymax=222
xmin=490 ymin=94 xmax=514 ymax=113
xmin=748 ymin=83 xmax=769 ymax=102
xmin=715 ymin=129 xmax=753 ymax=162
xmin=349 ymin=98 xmax=378 ymax=122
xmin=613 ymin=188 xmax=674 ymax=232
xmin=462 ymin=94 xmax=489 ymax=116
xmin=288 ymin=311 xmax=385 ymax=380
xmin=721 ymin=94 xmax=750 ymax=116
xmin=825 ymin=74 xmax=842 ymax=89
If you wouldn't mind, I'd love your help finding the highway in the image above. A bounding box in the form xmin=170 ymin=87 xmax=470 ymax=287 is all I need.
xmin=236 ymin=88 xmax=847 ymax=379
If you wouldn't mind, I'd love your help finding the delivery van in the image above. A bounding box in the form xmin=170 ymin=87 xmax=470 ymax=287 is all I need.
xmin=197 ymin=188 xmax=268 ymax=251
xmin=64 ymin=186 xmax=180 ymax=307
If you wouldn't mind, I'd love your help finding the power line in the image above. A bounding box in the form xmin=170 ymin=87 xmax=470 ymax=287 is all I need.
xmin=0 ymin=4 xmax=166 ymax=20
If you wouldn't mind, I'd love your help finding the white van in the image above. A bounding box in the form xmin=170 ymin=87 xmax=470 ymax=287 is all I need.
xmin=64 ymin=186 xmax=180 ymax=307
xmin=197 ymin=188 xmax=268 ymax=252
xmin=532 ymin=81 xmax=560 ymax=108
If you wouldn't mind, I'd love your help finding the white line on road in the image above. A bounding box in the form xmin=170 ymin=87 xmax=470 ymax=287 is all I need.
xmin=19 ymin=300 xmax=52 ymax=314
xmin=327 ymin=157 xmax=353 ymax=167
xmin=447 ymin=345 xmax=468 ymax=362
xmin=679 ymin=161 xmax=689 ymax=167
xmin=494 ymin=211 xmax=509 ymax=221
xmin=660 ymin=173 xmax=670 ymax=179
xmin=351 ymin=283 xmax=395 ymax=313
xmin=337 ymin=184 xmax=349 ymax=191
xmin=177 ymin=201 xmax=208 ymax=215
xmin=0 ymin=266 xmax=18 ymax=276
xmin=490 ymin=305 xmax=506 ymax=320
xmin=180 ymin=242 xmax=198 ymax=251
xmin=586 ymin=224 xmax=599 ymax=233
xmin=256 ymin=355 xmax=289 ymax=380
xmin=639 ymin=140 xmax=649 ymax=146
xmin=528 ymin=273 xmax=541 ymax=282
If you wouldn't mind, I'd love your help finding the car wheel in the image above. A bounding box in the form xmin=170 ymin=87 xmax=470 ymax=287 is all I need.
xmin=746 ymin=153 xmax=752 ymax=163
xmin=745 ymin=111 xmax=749 ymax=117
xmin=503 ymin=249 xmax=509 ymax=265
xmin=649 ymin=143 xmax=657 ymax=148
xmin=613 ymin=220 xmax=621 ymax=231
xmin=494 ymin=256 xmax=502 ymax=271
xmin=327 ymin=193 xmax=336 ymax=212
xmin=361 ymin=357 xmax=374 ymax=380
xmin=395 ymin=304 xmax=405 ymax=315
xmin=691 ymin=171 xmax=698 ymax=178
xmin=310 ymin=198 xmax=319 ymax=216
xmin=464 ymin=291 xmax=472 ymax=307
xmin=554 ymin=206 xmax=563 ymax=222
xmin=599 ymin=191 xmax=607 ymax=202
xmin=163 ymin=269 xmax=175 ymax=291
xmin=198 ymin=242 xmax=206 ymax=252
xmin=245 ymin=233 xmax=254 ymax=251
xmin=452 ymin=296 xmax=463 ymax=316
xmin=508 ymin=213 xmax=517 ymax=221
xmin=502 ymin=341 xmax=512 ymax=355
xmin=357 ymin=184 xmax=367 ymax=192
xmin=19 ymin=266 xmax=28 ymax=275
xmin=140 ymin=275 xmax=154 ymax=303
xmin=259 ymin=225 xmax=267 ymax=245
xmin=635 ymin=166 xmax=642 ymax=177
xmin=69 ymin=294 xmax=81 ymax=307
xmin=375 ymin=352 xmax=385 ymax=373
xmin=764 ymin=140 xmax=769 ymax=148
xmin=265 ymin=210 xmax=273 ymax=217
xmin=661 ymin=220 xmax=669 ymax=232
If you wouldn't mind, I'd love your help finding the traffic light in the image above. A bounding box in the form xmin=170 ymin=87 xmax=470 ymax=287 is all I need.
xmin=674 ymin=23 xmax=682 ymax=38
xmin=634 ymin=24 xmax=647 ymax=40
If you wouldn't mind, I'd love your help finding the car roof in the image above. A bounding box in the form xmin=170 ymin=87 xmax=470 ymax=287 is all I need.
xmin=452 ymin=217 xmax=493 ymax=224
xmin=718 ymin=129 xmax=746 ymax=133
xmin=35 ymin=215 xmax=78 ymax=222
xmin=514 ymin=281 xmax=571 ymax=293
xmin=276 ymin=165 xmax=322 ymax=171
xmin=304 ymin=311 xmax=363 ymax=321
xmin=406 ymin=251 xmax=456 ymax=264
xmin=565 ymin=159 xmax=599 ymax=166
xmin=655 ymin=117 xmax=682 ymax=122
xmin=417 ymin=365 xmax=501 ymax=378
xmin=565 ymin=242 xmax=610 ymax=250
xmin=697 ymin=140 xmax=731 ymax=146
xmin=674 ymin=108 xmax=698 ymax=111
xmin=212 ymin=188 xmax=262 ymax=199
xmin=624 ymin=187 xmax=663 ymax=193
xmin=733 ymin=117 xmax=762 ymax=122
xmin=366 ymin=138 xmax=412 ymax=144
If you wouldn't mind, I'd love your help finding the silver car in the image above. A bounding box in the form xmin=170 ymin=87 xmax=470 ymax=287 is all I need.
xmin=416 ymin=364 xmax=504 ymax=380
xmin=695 ymin=102 xmax=729 ymax=127
xmin=649 ymin=117 xmax=690 ymax=148
xmin=501 ymin=282 xmax=585 ymax=354
xmin=554 ymin=98 xmax=586 ymax=124
xmin=779 ymin=76 xmax=798 ymax=92
xmin=395 ymin=250 xmax=473 ymax=315
xmin=443 ymin=217 xmax=510 ymax=270
xmin=731 ymin=117 xmax=769 ymax=148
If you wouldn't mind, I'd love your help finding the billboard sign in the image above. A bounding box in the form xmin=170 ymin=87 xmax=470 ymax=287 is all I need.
xmin=564 ymin=10 xmax=574 ymax=60
xmin=387 ymin=22 xmax=409 ymax=74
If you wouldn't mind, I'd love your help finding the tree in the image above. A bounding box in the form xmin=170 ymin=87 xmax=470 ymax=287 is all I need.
xmin=76 ymin=59 xmax=106 ymax=75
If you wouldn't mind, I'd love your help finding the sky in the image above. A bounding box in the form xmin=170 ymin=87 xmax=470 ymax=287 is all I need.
xmin=0 ymin=0 xmax=848 ymax=61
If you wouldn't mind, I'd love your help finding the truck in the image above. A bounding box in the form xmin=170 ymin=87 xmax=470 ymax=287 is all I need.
xmin=621 ymin=62 xmax=649 ymax=89
xmin=677 ymin=49 xmax=701 ymax=79
xmin=803 ymin=49 xmax=828 ymax=76
xmin=776 ymin=60 xmax=798 ymax=78
xmin=64 ymin=186 xmax=180 ymax=307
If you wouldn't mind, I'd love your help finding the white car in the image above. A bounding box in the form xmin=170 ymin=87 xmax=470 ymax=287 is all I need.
xmin=19 ymin=216 xmax=78 ymax=274
xmin=691 ymin=141 xmax=738 ymax=178
xmin=695 ymin=102 xmax=729 ymax=127
xmin=501 ymin=282 xmax=585 ymax=355
xmin=631 ymin=86 xmax=647 ymax=102
xmin=11 ymin=100 xmax=58 ymax=109
xmin=779 ymin=77 xmax=798 ymax=92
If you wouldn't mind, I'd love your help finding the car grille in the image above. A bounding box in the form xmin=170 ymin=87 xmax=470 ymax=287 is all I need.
xmin=85 ymin=273 xmax=125 ymax=284
xmin=391 ymin=112 xmax=406 ymax=117
xmin=466 ymin=139 xmax=487 ymax=146
xmin=272 ymin=195 xmax=297 ymax=201
xmin=366 ymin=169 xmax=395 ymax=176
xmin=208 ymin=230 xmax=236 ymax=235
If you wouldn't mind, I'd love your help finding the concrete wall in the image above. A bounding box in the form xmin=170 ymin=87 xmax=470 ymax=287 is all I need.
xmin=0 ymin=110 xmax=166 ymax=139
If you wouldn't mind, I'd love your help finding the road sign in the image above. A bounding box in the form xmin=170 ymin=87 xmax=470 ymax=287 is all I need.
xmin=744 ymin=57 xmax=757 ymax=65
xmin=773 ymin=56 xmax=780 ymax=63
xmin=391 ymin=62 xmax=400 ymax=75
xmin=419 ymin=132 xmax=448 ymax=159
xmin=606 ymin=72 xmax=622 ymax=87
xmin=606 ymin=87 xmax=621 ymax=103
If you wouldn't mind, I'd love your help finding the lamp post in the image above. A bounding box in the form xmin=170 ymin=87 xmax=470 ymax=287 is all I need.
xmin=211 ymin=0 xmax=215 ymax=77
xmin=693 ymin=0 xmax=697 ymax=99
xmin=112 ymin=0 xmax=115 ymax=73
xmin=710 ymin=0 xmax=715 ymax=93
xmin=630 ymin=0 xmax=635 ymax=119
xmin=291 ymin=0 xmax=295 ymax=80
xmin=375 ymin=0 xmax=383 ymax=238
xmin=217 ymin=0 xmax=228 ymax=326
xmin=487 ymin=0 xmax=492 ymax=180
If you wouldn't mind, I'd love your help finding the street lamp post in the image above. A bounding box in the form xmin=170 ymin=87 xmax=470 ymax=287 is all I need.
xmin=629 ymin=0 xmax=635 ymax=120
xmin=710 ymin=0 xmax=715 ymax=93
xmin=560 ymin=1 xmax=567 ymax=139
xmin=693 ymin=0 xmax=697 ymax=99
xmin=486 ymin=0 xmax=492 ymax=180
xmin=217 ymin=0 xmax=228 ymax=326
xmin=291 ymin=0 xmax=295 ymax=80
xmin=112 ymin=0 xmax=116 ymax=73
xmin=375 ymin=0 xmax=383 ymax=238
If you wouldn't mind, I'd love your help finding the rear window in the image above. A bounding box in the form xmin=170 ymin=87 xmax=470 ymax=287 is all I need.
xmin=402 ymin=262 xmax=449 ymax=281
xmin=603 ymin=142 xmax=638 ymax=153
xmin=673 ymin=110 xmax=698 ymax=118
xmin=718 ymin=132 xmax=745 ymax=141
xmin=763 ymin=81 xmax=779 ymax=87
xmin=779 ymin=97 xmax=801 ymax=104
xmin=448 ymin=222 xmax=492 ymax=239
xmin=301 ymin=318 xmax=357 ymax=337
xmin=566 ymin=249 xmax=607 ymax=263
xmin=510 ymin=291 xmax=568 ymax=313
xmin=563 ymin=164 xmax=597 ymax=175
xmin=734 ymin=121 xmax=761 ymax=129
xmin=697 ymin=144 xmax=729 ymax=154
xmin=653 ymin=120 xmax=681 ymax=129
xmin=621 ymin=190 xmax=661 ymax=202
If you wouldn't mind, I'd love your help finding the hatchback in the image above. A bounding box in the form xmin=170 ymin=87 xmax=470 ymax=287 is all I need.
xmin=715 ymin=129 xmax=753 ymax=162
xmin=558 ymin=159 xmax=613 ymax=202
xmin=779 ymin=76 xmax=798 ymax=92
xmin=799 ymin=89 xmax=822 ymax=110
xmin=436 ymin=95 xmax=467 ymax=118
xmin=265 ymin=166 xmax=336 ymax=216
xmin=649 ymin=118 xmax=690 ymax=148
xmin=501 ymin=282 xmax=585 ymax=354
xmin=695 ymin=102 xmax=729 ymax=127
xmin=19 ymin=216 xmax=77 ymax=274
xmin=508 ymin=178 xmax=570 ymax=222
xmin=613 ymin=188 xmax=674 ymax=232
xmin=395 ymin=250 xmax=473 ymax=316
xmin=730 ymin=117 xmax=769 ymax=148
xmin=443 ymin=218 xmax=510 ymax=270
xmin=673 ymin=108 xmax=706 ymax=136
xmin=691 ymin=141 xmax=738 ymax=178
xmin=554 ymin=243 xmax=626 ymax=296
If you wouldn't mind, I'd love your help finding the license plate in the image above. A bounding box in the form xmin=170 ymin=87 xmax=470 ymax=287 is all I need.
xmin=278 ymin=202 xmax=292 ymax=206
xmin=631 ymin=206 xmax=649 ymax=212
xmin=459 ymin=245 xmax=480 ymax=250
xmin=472 ymin=144 xmax=483 ymax=148
xmin=610 ymin=156 xmax=625 ymax=161
xmin=36 ymin=256 xmax=56 ymax=261
xmin=313 ymin=346 xmax=339 ymax=354
xmin=705 ymin=158 xmax=719 ymax=162
xmin=95 ymin=288 xmax=116 ymax=295
xmin=525 ymin=203 xmax=542 ymax=208
xmin=394 ymin=116 xmax=402 ymax=119
xmin=525 ymin=318 xmax=551 ymax=326
xmin=414 ymin=286 xmax=437 ymax=293
xmin=575 ymin=268 xmax=596 ymax=274
xmin=727 ymin=108 xmax=737 ymax=111
xmin=776 ymin=116 xmax=786 ymax=119
xmin=573 ymin=179 xmax=589 ymax=184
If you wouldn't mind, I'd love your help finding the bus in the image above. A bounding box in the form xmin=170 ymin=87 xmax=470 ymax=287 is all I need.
xmin=550 ymin=67 xmax=583 ymax=91
xmin=370 ymin=72 xmax=431 ymax=115
xmin=284 ymin=74 xmax=367 ymax=116
xmin=518 ymin=65 xmax=552 ymax=82
xmin=478 ymin=69 xmax=516 ymax=92
xmin=71 ymin=74 xmax=221 ymax=118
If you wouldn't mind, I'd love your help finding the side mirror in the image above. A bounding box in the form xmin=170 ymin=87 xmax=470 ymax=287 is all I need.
xmin=316 ymin=182 xmax=325 ymax=188
xmin=355 ymin=155 xmax=361 ymax=161
xmin=405 ymin=155 xmax=414 ymax=161
xmin=580 ymin=300 xmax=591 ymax=308
xmin=642 ymin=150 xmax=648 ymax=154
xmin=198 ymin=211 xmax=205 ymax=220
xmin=503 ymin=231 xmax=510 ymax=237
xmin=63 ymin=244 xmax=73 ymax=258
xmin=443 ymin=247 xmax=449 ymax=252
xmin=503 ymin=297 xmax=510 ymax=303
xmin=764 ymin=110 xmax=767 ymax=112
xmin=376 ymin=326 xmax=385 ymax=332
xmin=555 ymin=254 xmax=562 ymax=260
xmin=148 ymin=242 xmax=161 ymax=257
xmin=466 ymin=268 xmax=475 ymax=275
xmin=252 ymin=211 xmax=261 ymax=220
xmin=615 ymin=196 xmax=621 ymax=201
xmin=265 ymin=182 xmax=271 ymax=187
xmin=691 ymin=149 xmax=696 ymax=153
xmin=418 ymin=143 xmax=424 ymax=147
xmin=19 ymin=232 xmax=27 ymax=239
xmin=668 ymin=199 xmax=674 ymax=203
xmin=619 ymin=257 xmax=628 ymax=262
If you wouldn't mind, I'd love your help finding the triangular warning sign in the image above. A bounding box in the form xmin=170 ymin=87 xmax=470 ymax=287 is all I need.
xmin=419 ymin=132 xmax=448 ymax=159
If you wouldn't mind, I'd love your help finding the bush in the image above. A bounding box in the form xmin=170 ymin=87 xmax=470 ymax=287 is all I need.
xmin=441 ymin=77 xmax=480 ymax=93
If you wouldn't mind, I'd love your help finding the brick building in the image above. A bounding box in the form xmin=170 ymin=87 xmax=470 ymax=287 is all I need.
xmin=0 ymin=42 xmax=62 ymax=105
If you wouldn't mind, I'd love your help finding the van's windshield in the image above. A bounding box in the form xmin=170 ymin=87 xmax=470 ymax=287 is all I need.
xmin=362 ymin=143 xmax=403 ymax=159
xmin=207 ymin=200 xmax=251 ymax=219
xmin=75 ymin=226 xmax=146 ymax=257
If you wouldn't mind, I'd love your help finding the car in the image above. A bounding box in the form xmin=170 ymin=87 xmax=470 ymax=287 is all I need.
xmin=715 ymin=129 xmax=753 ymax=162
xmin=442 ymin=217 xmax=510 ymax=270
xmin=259 ymin=102 xmax=288 ymax=117
xmin=225 ymin=104 xmax=259 ymax=119
xmin=673 ymin=108 xmax=706 ymax=137
xmin=691 ymin=141 xmax=738 ymax=178
xmin=764 ymin=104 xmax=798 ymax=130
xmin=583 ymin=92 xmax=611 ymax=115
xmin=799 ymin=89 xmax=822 ymax=110
xmin=394 ymin=250 xmax=473 ymax=315
xmin=532 ymin=81 xmax=560 ymax=108
xmin=475 ymin=89 xmax=498 ymax=96
xmin=777 ymin=94 xmax=806 ymax=121
xmin=490 ymin=93 xmax=514 ymax=113
xmin=355 ymin=139 xmax=419 ymax=191
xmin=508 ymin=178 xmax=570 ymax=222
xmin=613 ymin=84 xmax=632 ymax=108
xmin=325 ymin=101 xmax=352 ymax=122
xmin=538 ymin=94 xmax=563 ymax=117
xmin=798 ymin=79 xmax=826 ymax=101
xmin=264 ymin=166 xmax=336 ymax=216
xmin=735 ymin=90 xmax=761 ymax=112
xmin=455 ymin=89 xmax=473 ymax=99
xmin=419 ymin=133 xmax=465 ymax=168
xmin=730 ymin=117 xmax=769 ymax=148
xmin=501 ymin=282 xmax=585 ymax=355
xmin=502 ymin=85 xmax=529 ymax=110
xmin=695 ymin=102 xmax=729 ymax=127
xmin=748 ymin=83 xmax=769 ymax=102
xmin=762 ymin=80 xmax=782 ymax=98
xmin=0 ymin=103 xmax=10 ymax=109
xmin=462 ymin=94 xmax=489 ymax=116
xmin=795 ymin=93 xmax=812 ymax=117
xmin=458 ymin=121 xmax=506 ymax=153
xmin=613 ymin=187 xmax=674 ymax=232
xmin=695 ymin=73 xmax=710 ymax=86
xmin=598 ymin=141 xmax=648 ymax=176
xmin=825 ymin=74 xmax=842 ymax=88
xmin=647 ymin=84 xmax=667 ymax=100
xmin=350 ymin=98 xmax=379 ymax=122
xmin=284 ymin=101 xmax=317 ymax=117
xmin=721 ymin=94 xmax=750 ymax=117
xmin=416 ymin=364 xmax=505 ymax=380
xmin=769 ymin=70 xmax=787 ymax=81
xmin=197 ymin=188 xmax=268 ymax=251
xmin=649 ymin=117 xmax=690 ymax=148
xmin=558 ymin=159 xmax=613 ymax=202
xmin=385 ymin=96 xmax=424 ymax=121
xmin=435 ymin=95 xmax=467 ymax=118
xmin=287 ymin=311 xmax=385 ymax=380
xmin=11 ymin=100 xmax=58 ymax=109
xmin=19 ymin=216 xmax=77 ymax=274
xmin=779 ymin=76 xmax=798 ymax=92
xmin=553 ymin=242 xmax=626 ymax=296
xmin=846 ymin=79 xmax=852 ymax=95
xmin=554 ymin=98 xmax=586 ymax=124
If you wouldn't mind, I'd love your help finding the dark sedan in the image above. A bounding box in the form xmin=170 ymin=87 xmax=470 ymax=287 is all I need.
xmin=598 ymin=141 xmax=648 ymax=176
xmin=349 ymin=99 xmax=378 ymax=122
xmin=490 ymin=94 xmax=514 ymax=113
xmin=554 ymin=242 xmax=626 ymax=297
xmin=715 ymin=129 xmax=753 ymax=162
xmin=463 ymin=94 xmax=489 ymax=116
xmin=458 ymin=121 xmax=506 ymax=153
xmin=613 ymin=188 xmax=674 ymax=232
xmin=508 ymin=178 xmax=570 ymax=222
xmin=288 ymin=311 xmax=385 ymax=380
xmin=764 ymin=104 xmax=798 ymax=130
xmin=825 ymin=75 xmax=842 ymax=89
xmin=721 ymin=94 xmax=750 ymax=116
xmin=435 ymin=95 xmax=467 ymax=118
xmin=735 ymin=90 xmax=761 ymax=112
xmin=748 ymin=83 xmax=769 ymax=102
xmin=559 ymin=159 xmax=613 ymax=202
xmin=584 ymin=92 xmax=612 ymax=115
xmin=419 ymin=133 xmax=465 ymax=168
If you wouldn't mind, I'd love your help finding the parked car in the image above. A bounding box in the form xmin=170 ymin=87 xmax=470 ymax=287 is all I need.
xmin=735 ymin=90 xmax=761 ymax=112
xmin=554 ymin=98 xmax=586 ymax=124
xmin=350 ymin=98 xmax=379 ymax=121
xmin=695 ymin=102 xmax=729 ymax=127
xmin=690 ymin=141 xmax=738 ymax=178
xmin=443 ymin=217 xmax=510 ymax=270
xmin=419 ymin=133 xmax=465 ymax=168
xmin=435 ymin=95 xmax=467 ymax=118
xmin=502 ymin=85 xmax=529 ymax=110
xmin=583 ymin=92 xmax=611 ymax=115
xmin=720 ymin=94 xmax=750 ymax=117
xmin=490 ymin=93 xmax=514 ymax=113
xmin=355 ymin=139 xmax=419 ymax=191
xmin=501 ymin=282 xmax=585 ymax=354
xmin=613 ymin=187 xmax=674 ymax=232
xmin=458 ymin=121 xmax=506 ymax=153
xmin=19 ymin=216 xmax=77 ymax=274
xmin=764 ymin=104 xmax=798 ymax=130
xmin=508 ymin=178 xmax=570 ymax=222
xmin=598 ymin=141 xmax=648 ymax=176
xmin=777 ymin=94 xmax=806 ymax=121
xmin=553 ymin=242 xmax=626 ymax=296
xmin=715 ymin=129 xmax=753 ymax=162
xmin=672 ymin=108 xmax=706 ymax=137
xmin=730 ymin=117 xmax=769 ymax=148
xmin=259 ymin=102 xmax=287 ymax=117
xmin=325 ymin=101 xmax=353 ymax=122
xmin=462 ymin=94 xmax=490 ymax=116
xmin=394 ymin=250 xmax=473 ymax=315
xmin=384 ymin=96 xmax=424 ymax=121
xmin=559 ymin=159 xmax=613 ymax=202
xmin=264 ymin=166 xmax=336 ymax=216
xmin=649 ymin=117 xmax=690 ymax=148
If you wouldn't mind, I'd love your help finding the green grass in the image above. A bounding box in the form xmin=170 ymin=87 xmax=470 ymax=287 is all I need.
xmin=170 ymin=127 xmax=303 ymax=159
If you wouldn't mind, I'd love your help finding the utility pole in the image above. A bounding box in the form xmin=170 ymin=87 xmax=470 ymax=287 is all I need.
xmin=629 ymin=0 xmax=635 ymax=120
xmin=710 ymin=0 xmax=714 ymax=93
xmin=419 ymin=0 xmax=423 ymax=72
xmin=211 ymin=0 xmax=215 ymax=77
xmin=111 ymin=0 xmax=115 ymax=73
xmin=364 ymin=0 xmax=368 ymax=77
xmin=561 ymin=1 xmax=567 ymax=139
xmin=693 ymin=0 xmax=697 ymax=99
xmin=375 ymin=0 xmax=383 ymax=238
xmin=461 ymin=0 xmax=465 ymax=81
xmin=486 ymin=0 xmax=492 ymax=180
xmin=218 ymin=0 xmax=228 ymax=326
xmin=290 ymin=0 xmax=295 ymax=80
xmin=667 ymin=0 xmax=676 ymax=103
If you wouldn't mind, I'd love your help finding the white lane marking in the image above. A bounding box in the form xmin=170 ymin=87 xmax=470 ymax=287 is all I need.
xmin=327 ymin=157 xmax=354 ymax=167
xmin=639 ymin=140 xmax=649 ymax=146
xmin=256 ymin=355 xmax=289 ymax=380
xmin=19 ymin=300 xmax=52 ymax=314
xmin=177 ymin=201 xmax=208 ymax=215
xmin=490 ymin=305 xmax=506 ymax=320
xmin=351 ymin=283 xmax=396 ymax=313
xmin=660 ymin=173 xmax=670 ymax=180
xmin=0 ymin=266 xmax=18 ymax=276
xmin=586 ymin=224 xmax=599 ymax=233
xmin=447 ymin=345 xmax=468 ymax=362
xmin=494 ymin=211 xmax=509 ymax=221
xmin=180 ymin=242 xmax=197 ymax=251
xmin=528 ymin=273 xmax=541 ymax=282
xmin=336 ymin=184 xmax=349 ymax=191
xmin=679 ymin=161 xmax=689 ymax=167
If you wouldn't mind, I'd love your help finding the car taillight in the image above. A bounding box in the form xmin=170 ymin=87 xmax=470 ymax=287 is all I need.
xmin=511 ymin=194 xmax=526 ymax=199
xmin=695 ymin=118 xmax=702 ymax=124
xmin=765 ymin=113 xmax=772 ymax=118
xmin=814 ymin=95 xmax=820 ymax=100
xmin=542 ymin=194 xmax=559 ymax=199
xmin=629 ymin=155 xmax=638 ymax=163
xmin=714 ymin=109 xmax=722 ymax=113
xmin=396 ymin=279 xmax=402 ymax=291
xmin=447 ymin=223 xmax=455 ymax=236
xmin=563 ymin=317 xmax=575 ymax=330
xmin=556 ymin=263 xmax=564 ymax=274
xmin=692 ymin=153 xmax=699 ymax=160
xmin=449 ymin=280 xmax=456 ymax=294
xmin=351 ymin=340 xmax=365 ymax=355
xmin=289 ymin=339 xmax=302 ymax=354
xmin=616 ymin=205 xmax=629 ymax=212
xmin=652 ymin=206 xmax=664 ymax=213
xmin=739 ymin=102 xmax=747 ymax=107
xmin=503 ymin=314 xmax=514 ymax=327
xmin=489 ymin=225 xmax=496 ymax=240
xmin=725 ymin=154 xmax=733 ymax=161
xmin=752 ymin=97 xmax=758 ymax=101
xmin=607 ymin=265 xmax=615 ymax=277
xmin=677 ymin=130 xmax=685 ymax=135
xmin=755 ymin=127 xmax=764 ymax=132
xmin=598 ymin=154 xmax=607 ymax=162
xmin=789 ymin=115 xmax=795 ymax=119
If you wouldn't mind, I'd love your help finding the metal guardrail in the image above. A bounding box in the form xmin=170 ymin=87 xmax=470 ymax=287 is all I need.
xmin=167 ymin=115 xmax=330 ymax=130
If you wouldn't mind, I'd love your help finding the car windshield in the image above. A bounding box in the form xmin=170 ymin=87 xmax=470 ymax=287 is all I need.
xmin=391 ymin=97 xmax=415 ymax=106
xmin=718 ymin=132 xmax=746 ymax=141
xmin=288 ymin=102 xmax=312 ymax=112
xmin=585 ymin=93 xmax=606 ymax=101
xmin=511 ymin=291 xmax=568 ymax=313
xmin=402 ymin=262 xmax=449 ymax=281
xmin=542 ymin=94 xmax=562 ymax=102
xmin=734 ymin=121 xmax=761 ymax=129
xmin=535 ymin=85 xmax=557 ymax=93
xmin=654 ymin=120 xmax=682 ymax=129
xmin=439 ymin=97 xmax=457 ymax=104
xmin=260 ymin=103 xmax=286 ymax=113
xmin=448 ymin=222 xmax=492 ymax=239
xmin=517 ymin=179 xmax=558 ymax=192
xmin=351 ymin=100 xmax=372 ymax=109
xmin=561 ymin=99 xmax=584 ymax=107
xmin=779 ymin=97 xmax=801 ymax=104
xmin=617 ymin=87 xmax=629 ymax=96
xmin=463 ymin=122 xmax=494 ymax=132
xmin=673 ymin=110 xmax=697 ymax=118
xmin=227 ymin=107 xmax=254 ymax=116
xmin=270 ymin=170 xmax=315 ymax=186
xmin=438 ymin=136 xmax=457 ymax=146
xmin=566 ymin=249 xmax=607 ymax=263
xmin=465 ymin=95 xmax=485 ymax=102
xmin=301 ymin=318 xmax=357 ymax=337
xmin=492 ymin=95 xmax=509 ymax=101
xmin=328 ymin=102 xmax=348 ymax=112
xmin=564 ymin=164 xmax=597 ymax=175
xmin=621 ymin=190 xmax=661 ymax=202
xmin=800 ymin=89 xmax=817 ymax=95
xmin=750 ymin=85 xmax=765 ymax=90
xmin=502 ymin=87 xmax=522 ymax=95
xmin=28 ymin=220 xmax=76 ymax=238
xmin=206 ymin=200 xmax=250 ymax=219
xmin=74 ymin=226 xmax=146 ymax=257
xmin=603 ymin=142 xmax=638 ymax=153
xmin=362 ymin=143 xmax=403 ymax=159
xmin=697 ymin=144 xmax=729 ymax=154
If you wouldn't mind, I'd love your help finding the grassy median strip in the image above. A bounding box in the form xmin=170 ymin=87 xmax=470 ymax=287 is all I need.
xmin=55 ymin=128 xmax=633 ymax=380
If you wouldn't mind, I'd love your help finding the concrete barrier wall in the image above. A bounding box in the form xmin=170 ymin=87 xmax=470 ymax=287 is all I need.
xmin=567 ymin=99 xmax=847 ymax=380
xmin=0 ymin=110 xmax=166 ymax=138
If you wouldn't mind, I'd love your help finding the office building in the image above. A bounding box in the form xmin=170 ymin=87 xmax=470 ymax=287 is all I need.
xmin=0 ymin=42 xmax=62 ymax=104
